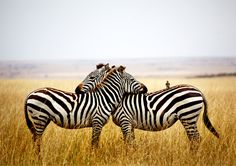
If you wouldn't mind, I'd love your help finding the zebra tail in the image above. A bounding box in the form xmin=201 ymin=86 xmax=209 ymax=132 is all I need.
xmin=202 ymin=95 xmax=220 ymax=138
xmin=24 ymin=101 xmax=36 ymax=134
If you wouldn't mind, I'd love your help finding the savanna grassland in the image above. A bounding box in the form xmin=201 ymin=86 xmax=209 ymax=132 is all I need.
xmin=0 ymin=77 xmax=236 ymax=166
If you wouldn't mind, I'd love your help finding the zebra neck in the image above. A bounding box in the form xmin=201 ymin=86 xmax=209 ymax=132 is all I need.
xmin=95 ymin=82 xmax=123 ymax=111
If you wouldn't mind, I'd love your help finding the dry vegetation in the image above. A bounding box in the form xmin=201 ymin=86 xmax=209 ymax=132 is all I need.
xmin=0 ymin=77 xmax=236 ymax=166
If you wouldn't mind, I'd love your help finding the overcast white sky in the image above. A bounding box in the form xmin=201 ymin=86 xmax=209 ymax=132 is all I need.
xmin=0 ymin=0 xmax=236 ymax=60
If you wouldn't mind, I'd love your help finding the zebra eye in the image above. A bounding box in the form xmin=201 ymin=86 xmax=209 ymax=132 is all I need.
xmin=89 ymin=76 xmax=95 ymax=80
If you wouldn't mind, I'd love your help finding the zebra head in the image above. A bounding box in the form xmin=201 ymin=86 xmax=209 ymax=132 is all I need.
xmin=75 ymin=63 xmax=110 ymax=94
xmin=118 ymin=66 xmax=148 ymax=94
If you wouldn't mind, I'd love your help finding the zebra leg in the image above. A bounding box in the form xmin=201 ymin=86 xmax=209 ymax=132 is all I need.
xmin=27 ymin=112 xmax=50 ymax=156
xmin=180 ymin=120 xmax=201 ymax=151
xmin=33 ymin=134 xmax=42 ymax=156
xmin=91 ymin=122 xmax=103 ymax=148
xmin=32 ymin=119 xmax=51 ymax=162
xmin=121 ymin=121 xmax=135 ymax=144
xmin=130 ymin=127 xmax=135 ymax=141
xmin=32 ymin=120 xmax=50 ymax=158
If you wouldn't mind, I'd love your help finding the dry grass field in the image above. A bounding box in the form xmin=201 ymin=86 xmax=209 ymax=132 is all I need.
xmin=0 ymin=77 xmax=236 ymax=166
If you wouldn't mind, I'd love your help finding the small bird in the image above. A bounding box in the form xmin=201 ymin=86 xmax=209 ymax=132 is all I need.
xmin=166 ymin=81 xmax=170 ymax=89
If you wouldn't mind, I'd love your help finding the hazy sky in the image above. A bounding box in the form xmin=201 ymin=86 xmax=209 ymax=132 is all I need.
xmin=0 ymin=0 xmax=236 ymax=60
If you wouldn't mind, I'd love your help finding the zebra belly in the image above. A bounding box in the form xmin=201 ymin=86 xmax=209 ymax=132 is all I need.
xmin=52 ymin=119 xmax=92 ymax=129
xmin=133 ymin=111 xmax=178 ymax=131
xmin=134 ymin=118 xmax=178 ymax=131
xmin=68 ymin=111 xmax=92 ymax=129
xmin=73 ymin=120 xmax=92 ymax=129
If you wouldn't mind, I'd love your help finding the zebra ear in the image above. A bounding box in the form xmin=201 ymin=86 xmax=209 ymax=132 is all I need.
xmin=96 ymin=63 xmax=105 ymax=69
xmin=104 ymin=63 xmax=110 ymax=70
xmin=118 ymin=65 xmax=126 ymax=73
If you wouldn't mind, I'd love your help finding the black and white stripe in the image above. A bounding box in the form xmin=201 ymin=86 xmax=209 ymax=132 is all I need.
xmin=112 ymin=84 xmax=219 ymax=150
xmin=25 ymin=66 xmax=147 ymax=155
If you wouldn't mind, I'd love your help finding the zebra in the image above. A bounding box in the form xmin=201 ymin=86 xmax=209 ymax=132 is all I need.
xmin=24 ymin=65 xmax=147 ymax=155
xmin=111 ymin=84 xmax=219 ymax=150
xmin=76 ymin=66 xmax=219 ymax=150
xmin=25 ymin=63 xmax=110 ymax=154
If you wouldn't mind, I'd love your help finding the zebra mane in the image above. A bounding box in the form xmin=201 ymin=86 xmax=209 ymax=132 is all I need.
xmin=93 ymin=66 xmax=125 ymax=91
xmin=94 ymin=67 xmax=117 ymax=90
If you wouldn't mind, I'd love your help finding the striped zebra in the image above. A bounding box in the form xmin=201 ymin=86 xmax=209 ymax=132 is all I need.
xmin=25 ymin=63 xmax=110 ymax=154
xmin=111 ymin=84 xmax=219 ymax=150
xmin=24 ymin=65 xmax=147 ymax=155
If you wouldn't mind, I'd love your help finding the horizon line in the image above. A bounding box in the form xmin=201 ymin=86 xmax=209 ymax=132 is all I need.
xmin=1 ymin=55 xmax=236 ymax=62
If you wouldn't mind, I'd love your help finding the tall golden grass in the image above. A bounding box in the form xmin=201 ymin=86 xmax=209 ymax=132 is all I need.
xmin=0 ymin=77 xmax=235 ymax=165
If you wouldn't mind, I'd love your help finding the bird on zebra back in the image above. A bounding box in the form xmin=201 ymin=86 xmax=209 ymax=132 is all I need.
xmin=111 ymin=84 xmax=219 ymax=151
xmin=24 ymin=65 xmax=147 ymax=157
